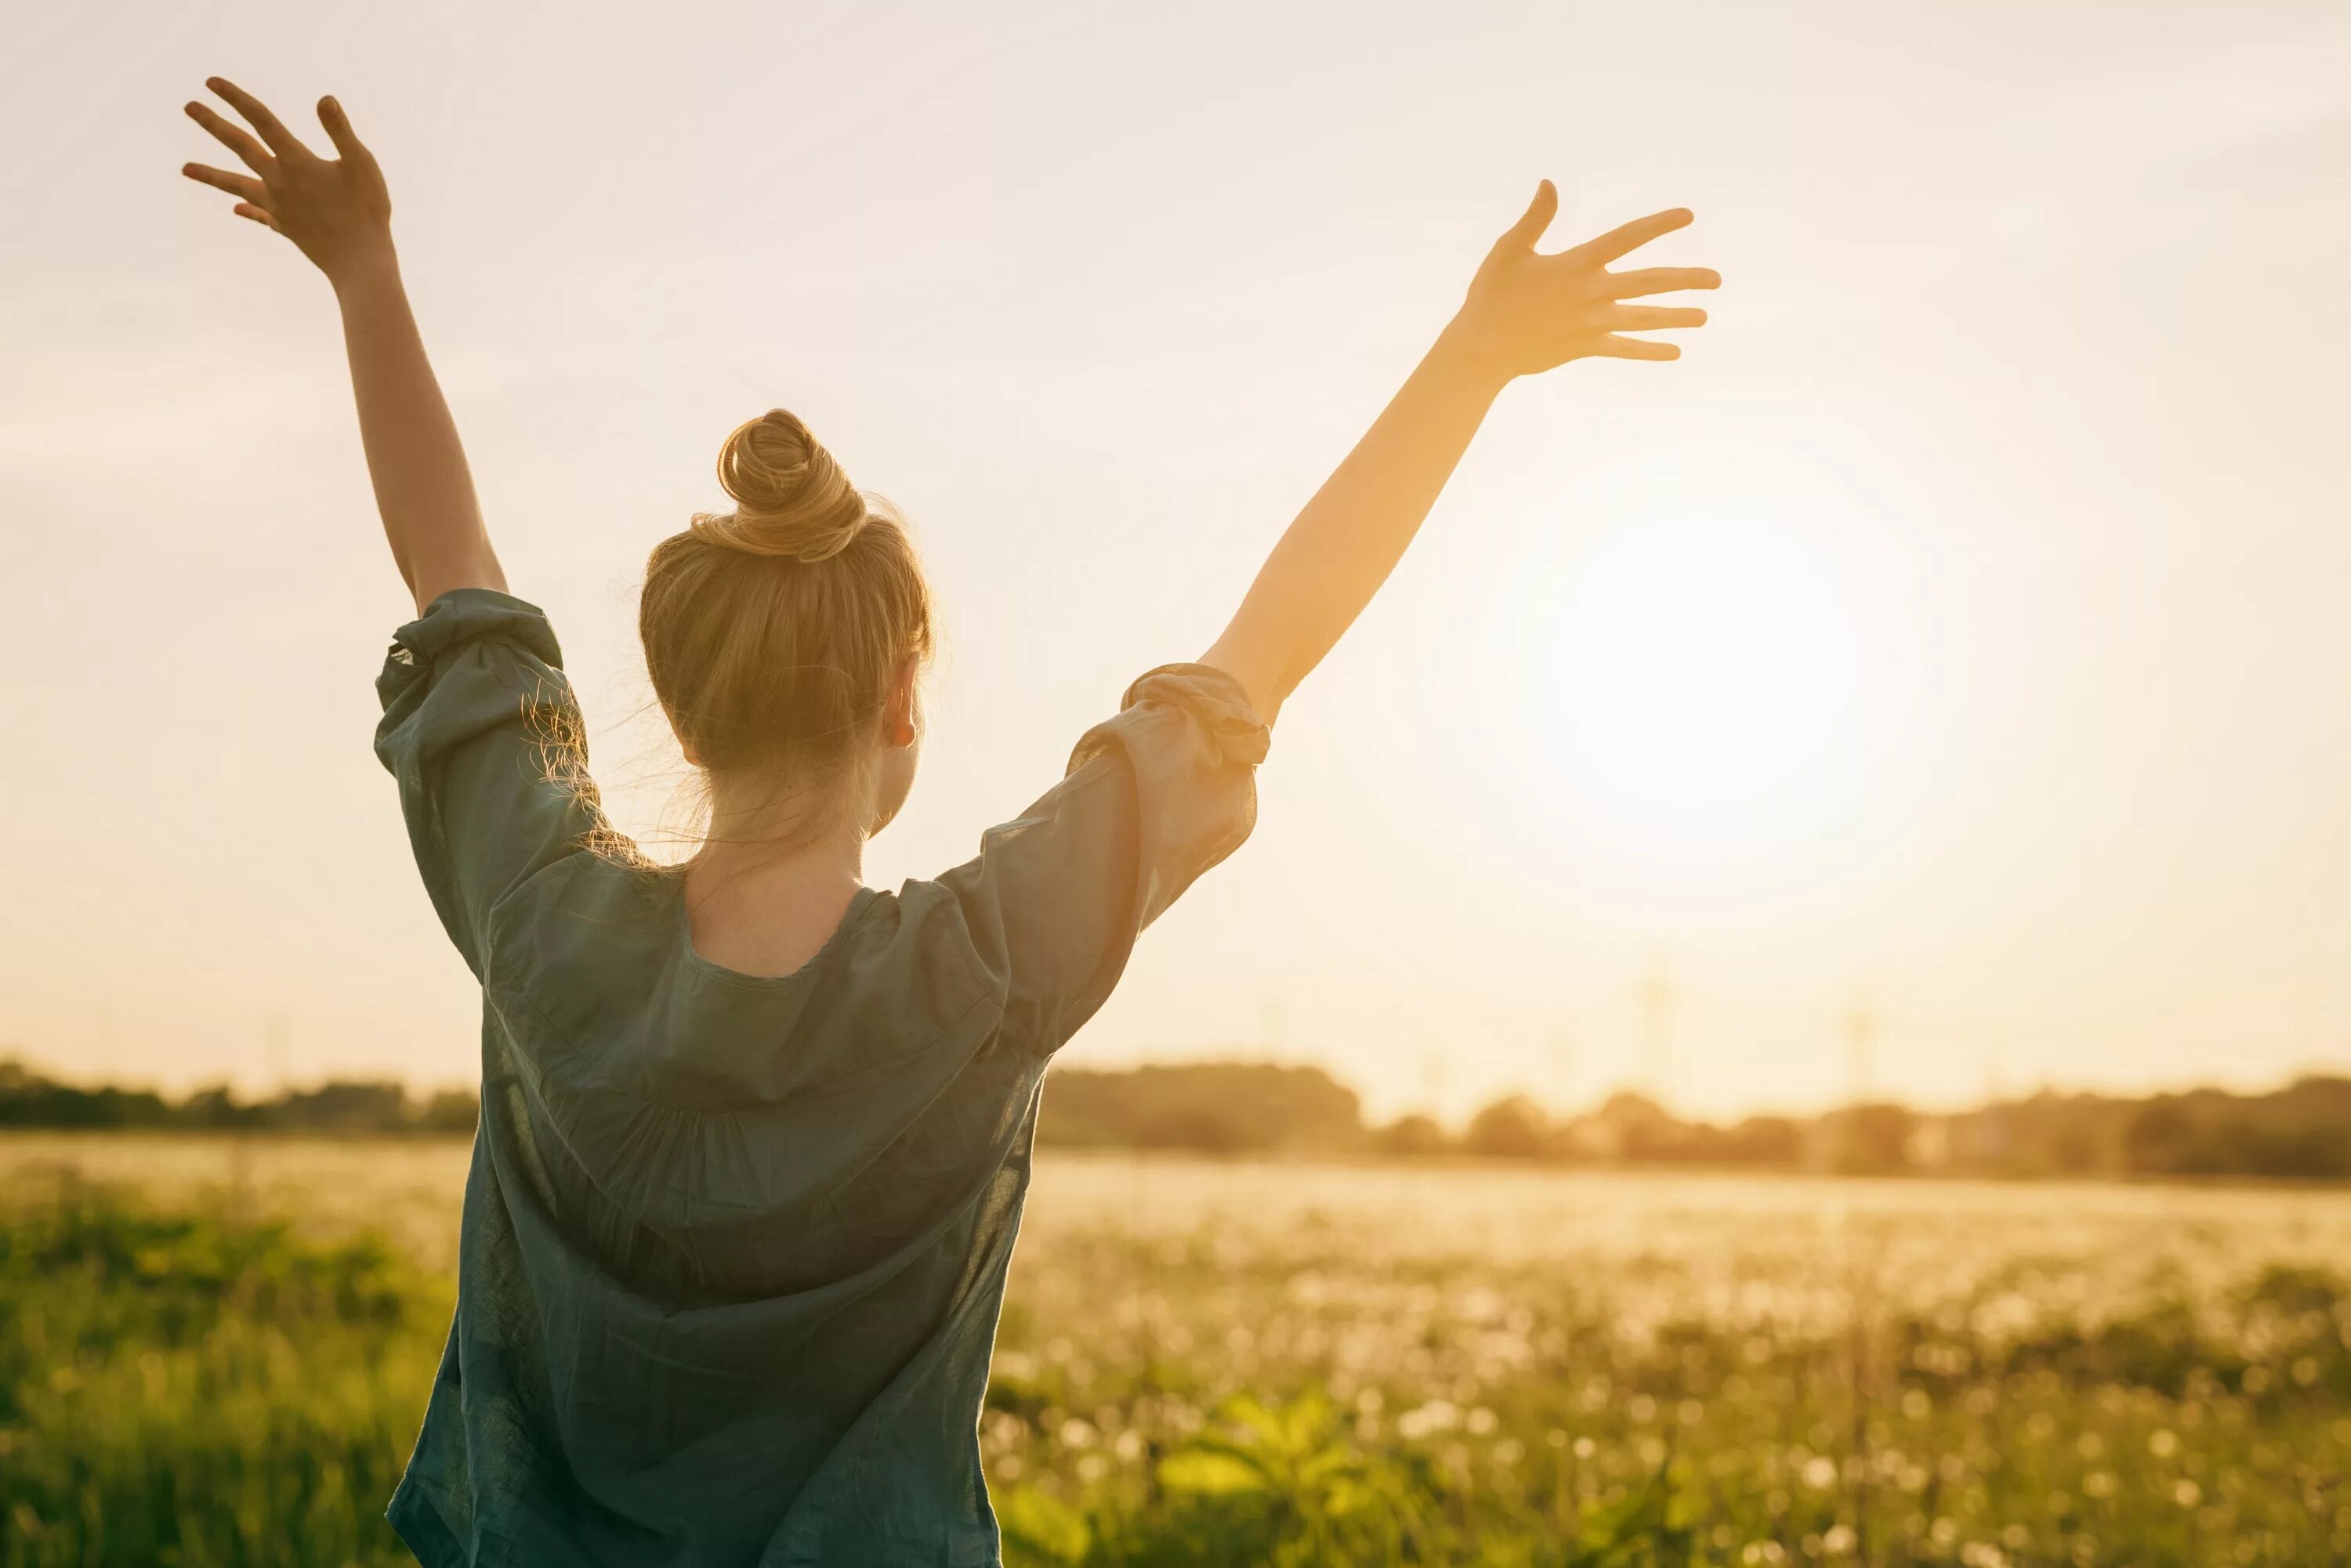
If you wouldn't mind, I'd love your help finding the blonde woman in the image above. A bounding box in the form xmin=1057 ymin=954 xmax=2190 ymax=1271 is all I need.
xmin=183 ymin=75 xmax=1717 ymax=1568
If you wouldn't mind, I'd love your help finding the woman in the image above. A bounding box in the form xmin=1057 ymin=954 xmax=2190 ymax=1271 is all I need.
xmin=183 ymin=75 xmax=1717 ymax=1567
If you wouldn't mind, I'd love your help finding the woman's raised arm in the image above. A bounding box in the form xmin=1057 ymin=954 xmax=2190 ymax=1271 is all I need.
xmin=1200 ymin=181 xmax=1719 ymax=724
xmin=183 ymin=78 xmax=503 ymax=616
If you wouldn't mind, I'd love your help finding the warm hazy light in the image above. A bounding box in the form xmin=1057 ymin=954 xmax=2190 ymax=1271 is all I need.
xmin=5 ymin=3 xmax=2350 ymax=1121
xmin=1557 ymin=514 xmax=1858 ymax=811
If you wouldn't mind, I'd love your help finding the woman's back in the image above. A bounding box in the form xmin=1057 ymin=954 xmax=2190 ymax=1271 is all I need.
xmin=375 ymin=590 xmax=1266 ymax=1566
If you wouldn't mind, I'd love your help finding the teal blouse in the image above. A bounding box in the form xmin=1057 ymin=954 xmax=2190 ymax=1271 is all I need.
xmin=372 ymin=589 xmax=1267 ymax=1566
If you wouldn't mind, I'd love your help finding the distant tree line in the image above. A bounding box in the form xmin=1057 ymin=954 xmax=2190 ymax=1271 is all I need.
xmin=1037 ymin=1062 xmax=1363 ymax=1153
xmin=0 ymin=1059 xmax=476 ymax=1135
xmin=6 ymin=1052 xmax=2349 ymax=1180
xmin=1034 ymin=1067 xmax=2351 ymax=1181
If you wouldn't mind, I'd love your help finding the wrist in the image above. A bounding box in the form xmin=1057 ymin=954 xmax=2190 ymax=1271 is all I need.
xmin=329 ymin=244 xmax=405 ymax=308
xmin=1429 ymin=314 xmax=1516 ymax=397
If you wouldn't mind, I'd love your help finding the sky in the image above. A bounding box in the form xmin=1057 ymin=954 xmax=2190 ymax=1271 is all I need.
xmin=5 ymin=0 xmax=2349 ymax=1122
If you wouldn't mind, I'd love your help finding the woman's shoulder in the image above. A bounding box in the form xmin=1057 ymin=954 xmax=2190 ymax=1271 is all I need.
xmin=844 ymin=877 xmax=1007 ymax=1025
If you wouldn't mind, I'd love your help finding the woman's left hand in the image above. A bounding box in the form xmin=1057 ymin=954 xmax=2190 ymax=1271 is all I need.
xmin=182 ymin=78 xmax=393 ymax=291
xmin=1445 ymin=180 xmax=1721 ymax=382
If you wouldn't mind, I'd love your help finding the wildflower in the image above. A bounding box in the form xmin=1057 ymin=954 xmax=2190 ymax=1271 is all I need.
xmin=1396 ymin=1399 xmax=1462 ymax=1440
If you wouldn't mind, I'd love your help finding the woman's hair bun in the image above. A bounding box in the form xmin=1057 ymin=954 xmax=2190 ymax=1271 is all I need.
xmin=690 ymin=408 xmax=870 ymax=562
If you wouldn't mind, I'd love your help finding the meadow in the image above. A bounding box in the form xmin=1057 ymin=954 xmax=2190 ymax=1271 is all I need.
xmin=3 ymin=1134 xmax=2348 ymax=1566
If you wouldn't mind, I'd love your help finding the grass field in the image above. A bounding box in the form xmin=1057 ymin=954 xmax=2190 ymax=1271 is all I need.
xmin=3 ymin=1135 xmax=2348 ymax=1566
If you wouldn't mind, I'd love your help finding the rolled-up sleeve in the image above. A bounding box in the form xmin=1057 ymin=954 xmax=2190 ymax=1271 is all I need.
xmin=374 ymin=588 xmax=604 ymax=977
xmin=940 ymin=663 xmax=1270 ymax=1054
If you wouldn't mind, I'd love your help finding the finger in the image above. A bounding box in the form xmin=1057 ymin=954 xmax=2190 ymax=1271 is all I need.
xmin=181 ymin=161 xmax=265 ymax=202
xmin=1493 ymin=179 xmax=1559 ymax=253
xmin=205 ymin=76 xmax=315 ymax=159
xmin=1568 ymin=208 xmax=1694 ymax=266
xmin=1591 ymin=335 xmax=1681 ymax=361
xmin=1605 ymin=266 xmax=1722 ymax=299
xmin=186 ymin=101 xmax=273 ymax=176
xmin=315 ymin=95 xmax=375 ymax=167
xmin=233 ymin=201 xmax=282 ymax=234
xmin=1607 ymin=305 xmax=1708 ymax=331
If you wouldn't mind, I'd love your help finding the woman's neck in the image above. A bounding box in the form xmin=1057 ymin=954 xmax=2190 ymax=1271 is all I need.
xmin=682 ymin=773 xmax=869 ymax=978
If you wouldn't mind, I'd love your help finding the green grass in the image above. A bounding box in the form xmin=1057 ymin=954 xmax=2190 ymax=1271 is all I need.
xmin=0 ymin=1179 xmax=445 ymax=1568
xmin=2 ymin=1168 xmax=2347 ymax=1566
xmin=979 ymin=1237 xmax=2350 ymax=1566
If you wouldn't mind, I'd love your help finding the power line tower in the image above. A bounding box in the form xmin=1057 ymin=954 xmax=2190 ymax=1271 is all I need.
xmin=1638 ymin=961 xmax=1675 ymax=1106
xmin=1419 ymin=1040 xmax=1451 ymax=1123
xmin=1549 ymin=1028 xmax=1578 ymax=1112
xmin=1843 ymin=992 xmax=1877 ymax=1106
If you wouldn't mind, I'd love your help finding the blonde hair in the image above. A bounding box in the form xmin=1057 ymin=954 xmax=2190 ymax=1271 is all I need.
xmin=640 ymin=409 xmax=934 ymax=784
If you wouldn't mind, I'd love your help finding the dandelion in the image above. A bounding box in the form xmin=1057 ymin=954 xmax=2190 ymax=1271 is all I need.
xmin=1396 ymin=1399 xmax=1462 ymax=1440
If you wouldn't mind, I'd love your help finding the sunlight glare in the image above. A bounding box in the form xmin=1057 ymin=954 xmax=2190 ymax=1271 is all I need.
xmin=1556 ymin=515 xmax=1859 ymax=809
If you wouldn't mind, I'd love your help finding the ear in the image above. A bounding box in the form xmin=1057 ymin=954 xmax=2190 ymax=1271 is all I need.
xmin=884 ymin=656 xmax=920 ymax=748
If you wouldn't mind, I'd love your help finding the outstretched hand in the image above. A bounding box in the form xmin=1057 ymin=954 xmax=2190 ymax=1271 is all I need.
xmin=181 ymin=78 xmax=392 ymax=290
xmin=1448 ymin=181 xmax=1719 ymax=380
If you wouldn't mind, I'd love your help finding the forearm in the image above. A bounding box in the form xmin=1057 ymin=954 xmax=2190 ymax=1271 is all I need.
xmin=333 ymin=255 xmax=504 ymax=614
xmin=1202 ymin=319 xmax=1505 ymax=722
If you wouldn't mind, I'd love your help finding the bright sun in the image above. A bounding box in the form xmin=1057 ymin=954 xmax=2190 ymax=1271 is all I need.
xmin=1554 ymin=515 xmax=1859 ymax=809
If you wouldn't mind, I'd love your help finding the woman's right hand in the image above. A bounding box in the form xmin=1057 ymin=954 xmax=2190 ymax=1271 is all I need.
xmin=181 ymin=78 xmax=394 ymax=292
